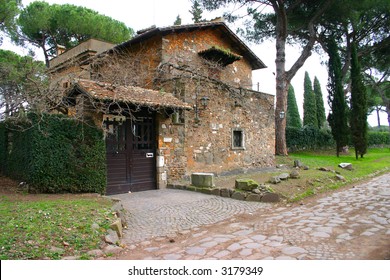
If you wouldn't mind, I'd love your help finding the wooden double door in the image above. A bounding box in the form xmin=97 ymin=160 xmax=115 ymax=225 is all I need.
xmin=105 ymin=111 xmax=157 ymax=195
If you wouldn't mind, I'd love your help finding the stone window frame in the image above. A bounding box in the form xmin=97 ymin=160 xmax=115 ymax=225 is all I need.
xmin=231 ymin=128 xmax=245 ymax=150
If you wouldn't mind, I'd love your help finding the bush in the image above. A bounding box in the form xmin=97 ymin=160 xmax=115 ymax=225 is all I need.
xmin=368 ymin=131 xmax=390 ymax=146
xmin=0 ymin=114 xmax=106 ymax=194
xmin=286 ymin=126 xmax=334 ymax=152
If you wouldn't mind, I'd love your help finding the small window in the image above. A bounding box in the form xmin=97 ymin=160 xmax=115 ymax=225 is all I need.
xmin=232 ymin=129 xmax=245 ymax=150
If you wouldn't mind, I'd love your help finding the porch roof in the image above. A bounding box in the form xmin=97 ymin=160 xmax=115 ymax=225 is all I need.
xmin=68 ymin=79 xmax=192 ymax=110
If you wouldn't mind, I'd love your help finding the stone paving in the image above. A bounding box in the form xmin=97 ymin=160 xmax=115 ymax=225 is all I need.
xmin=114 ymin=173 xmax=390 ymax=260
xmin=111 ymin=189 xmax=270 ymax=242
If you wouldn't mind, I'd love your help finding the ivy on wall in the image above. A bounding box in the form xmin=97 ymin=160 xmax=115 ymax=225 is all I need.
xmin=0 ymin=114 xmax=106 ymax=194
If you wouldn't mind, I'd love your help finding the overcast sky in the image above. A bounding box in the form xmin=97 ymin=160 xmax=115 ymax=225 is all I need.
xmin=1 ymin=0 xmax=385 ymax=126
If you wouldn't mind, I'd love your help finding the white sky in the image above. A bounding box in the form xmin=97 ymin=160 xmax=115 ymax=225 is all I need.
xmin=1 ymin=0 xmax=386 ymax=126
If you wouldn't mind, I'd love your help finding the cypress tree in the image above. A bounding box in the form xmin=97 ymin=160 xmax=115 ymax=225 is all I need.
xmin=314 ymin=76 xmax=326 ymax=129
xmin=327 ymin=39 xmax=349 ymax=157
xmin=174 ymin=15 xmax=182 ymax=25
xmin=189 ymin=0 xmax=203 ymax=23
xmin=287 ymin=85 xmax=302 ymax=128
xmin=303 ymin=71 xmax=318 ymax=128
xmin=350 ymin=42 xmax=368 ymax=159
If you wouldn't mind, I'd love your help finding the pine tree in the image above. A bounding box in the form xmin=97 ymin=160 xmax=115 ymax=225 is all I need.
xmin=327 ymin=38 xmax=349 ymax=157
xmin=189 ymin=0 xmax=203 ymax=23
xmin=350 ymin=42 xmax=368 ymax=159
xmin=287 ymin=85 xmax=302 ymax=128
xmin=174 ymin=15 xmax=182 ymax=25
xmin=314 ymin=76 xmax=326 ymax=129
xmin=303 ymin=71 xmax=318 ymax=128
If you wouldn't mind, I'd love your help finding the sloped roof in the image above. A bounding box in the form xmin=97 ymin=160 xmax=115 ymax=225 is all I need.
xmin=68 ymin=79 xmax=192 ymax=110
xmin=115 ymin=21 xmax=266 ymax=70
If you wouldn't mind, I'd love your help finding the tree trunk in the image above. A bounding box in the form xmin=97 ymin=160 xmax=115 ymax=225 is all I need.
xmin=376 ymin=107 xmax=381 ymax=127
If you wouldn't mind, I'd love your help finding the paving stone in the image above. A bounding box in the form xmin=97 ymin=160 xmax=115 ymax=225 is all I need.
xmin=251 ymin=234 xmax=267 ymax=241
xmin=200 ymin=241 xmax=218 ymax=248
xmin=186 ymin=247 xmax=206 ymax=255
xmin=163 ymin=254 xmax=182 ymax=260
xmin=275 ymin=256 xmax=297 ymax=260
xmin=310 ymin=232 xmax=331 ymax=238
xmin=244 ymin=243 xmax=262 ymax=249
xmin=281 ymin=247 xmax=307 ymax=255
xmin=239 ymin=248 xmax=253 ymax=256
xmin=227 ymin=243 xmax=242 ymax=251
xmin=214 ymin=250 xmax=230 ymax=258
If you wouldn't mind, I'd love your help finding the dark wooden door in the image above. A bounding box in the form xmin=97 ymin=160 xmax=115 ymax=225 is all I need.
xmin=105 ymin=112 xmax=156 ymax=195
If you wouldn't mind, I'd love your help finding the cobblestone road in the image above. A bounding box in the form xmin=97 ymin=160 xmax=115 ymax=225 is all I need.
xmin=112 ymin=189 xmax=270 ymax=242
xmin=113 ymin=173 xmax=390 ymax=260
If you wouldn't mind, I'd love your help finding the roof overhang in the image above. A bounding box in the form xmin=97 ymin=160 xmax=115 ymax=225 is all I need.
xmin=67 ymin=79 xmax=192 ymax=111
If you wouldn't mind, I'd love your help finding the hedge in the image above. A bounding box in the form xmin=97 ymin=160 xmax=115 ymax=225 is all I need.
xmin=286 ymin=126 xmax=389 ymax=152
xmin=367 ymin=131 xmax=390 ymax=146
xmin=286 ymin=126 xmax=334 ymax=152
xmin=0 ymin=114 xmax=106 ymax=194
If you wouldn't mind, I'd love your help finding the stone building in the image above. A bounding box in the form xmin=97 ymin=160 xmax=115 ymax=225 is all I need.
xmin=48 ymin=21 xmax=275 ymax=195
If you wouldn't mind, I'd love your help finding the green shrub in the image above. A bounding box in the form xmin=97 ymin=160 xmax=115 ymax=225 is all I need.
xmin=368 ymin=131 xmax=390 ymax=146
xmin=0 ymin=123 xmax=7 ymax=173
xmin=286 ymin=126 xmax=334 ymax=152
xmin=1 ymin=114 xmax=106 ymax=194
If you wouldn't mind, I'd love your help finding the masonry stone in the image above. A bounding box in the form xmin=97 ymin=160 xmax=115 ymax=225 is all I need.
xmin=235 ymin=179 xmax=259 ymax=191
xmin=246 ymin=193 xmax=261 ymax=202
xmin=231 ymin=191 xmax=247 ymax=201
xmin=261 ymin=192 xmax=280 ymax=203
xmin=191 ymin=173 xmax=215 ymax=187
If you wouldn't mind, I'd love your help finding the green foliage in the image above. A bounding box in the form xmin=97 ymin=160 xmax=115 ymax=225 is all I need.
xmin=17 ymin=1 xmax=133 ymax=66
xmin=350 ymin=42 xmax=368 ymax=159
xmin=286 ymin=85 xmax=302 ymax=128
xmin=0 ymin=196 xmax=113 ymax=260
xmin=367 ymin=131 xmax=390 ymax=146
xmin=314 ymin=76 xmax=326 ymax=129
xmin=303 ymin=72 xmax=318 ymax=128
xmin=327 ymin=38 xmax=350 ymax=156
xmin=190 ymin=0 xmax=203 ymax=23
xmin=0 ymin=0 xmax=21 ymax=36
xmin=286 ymin=126 xmax=334 ymax=152
xmin=1 ymin=114 xmax=106 ymax=194
xmin=0 ymin=122 xmax=6 ymax=172
xmin=174 ymin=15 xmax=182 ymax=25
xmin=0 ymin=49 xmax=47 ymax=119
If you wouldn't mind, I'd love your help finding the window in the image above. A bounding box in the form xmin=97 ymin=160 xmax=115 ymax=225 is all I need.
xmin=232 ymin=129 xmax=245 ymax=150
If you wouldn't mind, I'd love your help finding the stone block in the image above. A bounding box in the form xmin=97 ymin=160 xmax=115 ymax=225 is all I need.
xmin=210 ymin=188 xmax=221 ymax=196
xmin=220 ymin=188 xmax=231 ymax=197
xmin=200 ymin=188 xmax=212 ymax=195
xmin=231 ymin=191 xmax=246 ymax=201
xmin=278 ymin=173 xmax=290 ymax=180
xmin=186 ymin=185 xmax=197 ymax=191
xmin=261 ymin=193 xmax=280 ymax=203
xmin=270 ymin=176 xmax=281 ymax=184
xmin=191 ymin=172 xmax=215 ymax=187
xmin=246 ymin=193 xmax=261 ymax=202
xmin=338 ymin=163 xmax=353 ymax=170
xmin=290 ymin=170 xmax=300 ymax=179
xmin=110 ymin=219 xmax=123 ymax=238
xmin=235 ymin=179 xmax=259 ymax=191
xmin=105 ymin=229 xmax=119 ymax=244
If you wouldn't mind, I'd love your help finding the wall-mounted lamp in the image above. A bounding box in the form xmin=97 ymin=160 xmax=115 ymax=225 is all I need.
xmin=279 ymin=111 xmax=285 ymax=119
xmin=194 ymin=96 xmax=210 ymax=123
xmin=200 ymin=96 xmax=210 ymax=109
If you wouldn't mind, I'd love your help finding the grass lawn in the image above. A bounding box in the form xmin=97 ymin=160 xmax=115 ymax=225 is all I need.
xmin=0 ymin=190 xmax=115 ymax=260
xmin=276 ymin=147 xmax=390 ymax=201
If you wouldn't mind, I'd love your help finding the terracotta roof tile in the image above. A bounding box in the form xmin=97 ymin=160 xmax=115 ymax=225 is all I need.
xmin=70 ymin=79 xmax=192 ymax=110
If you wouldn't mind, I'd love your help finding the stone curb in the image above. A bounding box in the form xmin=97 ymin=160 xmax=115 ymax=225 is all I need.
xmin=167 ymin=184 xmax=280 ymax=203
